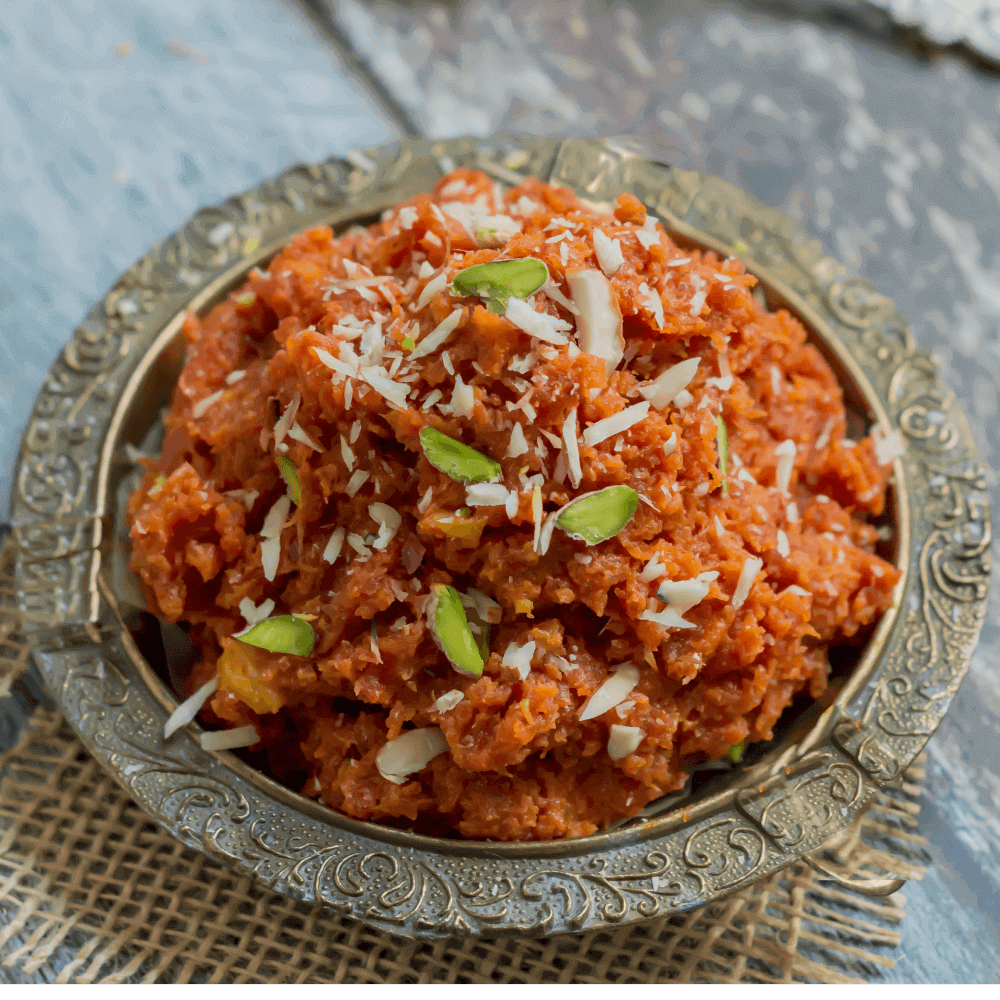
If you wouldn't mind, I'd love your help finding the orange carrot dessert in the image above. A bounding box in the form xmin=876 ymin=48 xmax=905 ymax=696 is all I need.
xmin=128 ymin=169 xmax=899 ymax=841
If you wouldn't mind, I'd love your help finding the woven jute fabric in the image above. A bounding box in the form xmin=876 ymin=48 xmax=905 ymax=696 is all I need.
xmin=0 ymin=543 xmax=929 ymax=983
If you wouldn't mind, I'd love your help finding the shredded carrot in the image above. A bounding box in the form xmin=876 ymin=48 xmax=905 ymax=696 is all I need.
xmin=128 ymin=168 xmax=898 ymax=841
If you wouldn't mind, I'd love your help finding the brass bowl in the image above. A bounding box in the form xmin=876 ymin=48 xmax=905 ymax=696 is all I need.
xmin=11 ymin=137 xmax=990 ymax=938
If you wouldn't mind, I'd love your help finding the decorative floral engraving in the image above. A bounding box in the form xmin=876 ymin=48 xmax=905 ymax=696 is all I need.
xmin=523 ymin=852 xmax=682 ymax=928
xmin=12 ymin=514 xmax=100 ymax=564
xmin=15 ymin=551 xmax=96 ymax=628
xmin=865 ymin=463 xmax=990 ymax=743
xmin=825 ymin=276 xmax=898 ymax=334
xmin=16 ymin=451 xmax=85 ymax=519
xmin=735 ymin=756 xmax=865 ymax=853
xmin=62 ymin=320 xmax=124 ymax=374
xmin=681 ymin=819 xmax=769 ymax=893
xmin=11 ymin=137 xmax=989 ymax=938
xmin=831 ymin=718 xmax=902 ymax=784
xmin=889 ymin=353 xmax=963 ymax=452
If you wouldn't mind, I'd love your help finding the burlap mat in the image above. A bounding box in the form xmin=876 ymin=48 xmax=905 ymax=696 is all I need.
xmin=0 ymin=541 xmax=929 ymax=983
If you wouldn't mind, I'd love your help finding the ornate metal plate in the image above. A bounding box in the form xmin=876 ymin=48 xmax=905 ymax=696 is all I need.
xmin=11 ymin=137 xmax=990 ymax=938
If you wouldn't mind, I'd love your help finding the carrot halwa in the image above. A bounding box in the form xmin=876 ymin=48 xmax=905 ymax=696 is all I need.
xmin=128 ymin=169 xmax=900 ymax=841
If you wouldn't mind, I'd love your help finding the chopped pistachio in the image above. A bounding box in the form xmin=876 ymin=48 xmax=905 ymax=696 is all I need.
xmin=427 ymin=584 xmax=485 ymax=677
xmin=451 ymin=257 xmax=549 ymax=314
xmin=401 ymin=336 xmax=415 ymax=351
xmin=419 ymin=426 xmax=501 ymax=483
xmin=727 ymin=739 xmax=745 ymax=764
xmin=556 ymin=486 xmax=638 ymax=546
xmin=477 ymin=622 xmax=491 ymax=661
xmin=716 ymin=415 xmax=729 ymax=497
xmin=149 ymin=474 xmax=167 ymax=496
xmin=234 ymin=615 xmax=315 ymax=657
xmin=457 ymin=507 xmax=472 ymax=517
xmin=276 ymin=454 xmax=301 ymax=504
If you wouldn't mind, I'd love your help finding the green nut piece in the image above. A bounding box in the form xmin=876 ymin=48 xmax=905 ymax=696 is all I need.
xmin=234 ymin=615 xmax=315 ymax=657
xmin=419 ymin=426 xmax=501 ymax=483
xmin=556 ymin=485 xmax=638 ymax=546
xmin=451 ymin=257 xmax=549 ymax=314
xmin=427 ymin=584 xmax=485 ymax=677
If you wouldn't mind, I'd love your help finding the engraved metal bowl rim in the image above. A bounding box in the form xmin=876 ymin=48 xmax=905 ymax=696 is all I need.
xmin=11 ymin=136 xmax=989 ymax=937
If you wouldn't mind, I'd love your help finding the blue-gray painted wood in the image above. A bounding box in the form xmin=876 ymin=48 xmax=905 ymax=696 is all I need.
xmin=0 ymin=0 xmax=400 ymax=518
